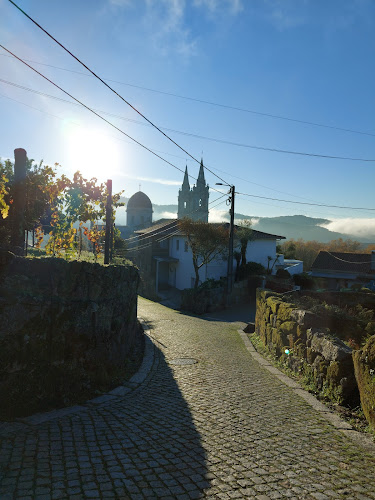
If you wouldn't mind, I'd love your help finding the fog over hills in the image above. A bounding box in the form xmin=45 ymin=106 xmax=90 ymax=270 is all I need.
xmin=115 ymin=200 xmax=375 ymax=244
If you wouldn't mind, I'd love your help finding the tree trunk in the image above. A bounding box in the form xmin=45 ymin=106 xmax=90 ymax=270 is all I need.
xmin=193 ymin=259 xmax=200 ymax=288
xmin=234 ymin=254 xmax=241 ymax=281
xmin=240 ymin=241 xmax=247 ymax=267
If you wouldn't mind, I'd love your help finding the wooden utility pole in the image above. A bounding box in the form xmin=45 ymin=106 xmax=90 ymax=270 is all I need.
xmin=104 ymin=179 xmax=112 ymax=265
xmin=10 ymin=148 xmax=27 ymax=255
xmin=227 ymin=185 xmax=235 ymax=295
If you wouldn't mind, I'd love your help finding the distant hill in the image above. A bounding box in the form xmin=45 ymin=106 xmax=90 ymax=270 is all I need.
xmin=115 ymin=201 xmax=374 ymax=244
xmin=251 ymin=215 xmax=367 ymax=243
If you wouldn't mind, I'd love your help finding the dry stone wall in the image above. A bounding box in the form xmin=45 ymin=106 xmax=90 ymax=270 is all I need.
xmin=0 ymin=251 xmax=140 ymax=417
xmin=255 ymin=289 xmax=359 ymax=406
xmin=353 ymin=336 xmax=375 ymax=429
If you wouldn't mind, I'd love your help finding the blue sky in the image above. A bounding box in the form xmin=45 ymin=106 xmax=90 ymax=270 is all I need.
xmin=1 ymin=0 xmax=375 ymax=234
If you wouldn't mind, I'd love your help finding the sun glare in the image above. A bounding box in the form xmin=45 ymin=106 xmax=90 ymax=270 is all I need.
xmin=65 ymin=126 xmax=121 ymax=181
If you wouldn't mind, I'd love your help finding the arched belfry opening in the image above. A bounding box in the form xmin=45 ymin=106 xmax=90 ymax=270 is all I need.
xmin=178 ymin=160 xmax=209 ymax=222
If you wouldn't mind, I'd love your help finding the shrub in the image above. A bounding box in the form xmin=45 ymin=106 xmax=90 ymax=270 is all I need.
xmin=198 ymin=277 xmax=226 ymax=290
xmin=276 ymin=268 xmax=291 ymax=279
xmin=238 ymin=261 xmax=265 ymax=280
xmin=293 ymin=272 xmax=316 ymax=290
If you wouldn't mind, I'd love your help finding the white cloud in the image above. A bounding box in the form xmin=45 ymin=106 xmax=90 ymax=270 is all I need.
xmin=138 ymin=176 xmax=181 ymax=186
xmin=108 ymin=0 xmax=133 ymax=6
xmin=193 ymin=0 xmax=243 ymax=15
xmin=262 ymin=0 xmax=308 ymax=31
xmin=144 ymin=0 xmax=198 ymax=58
xmin=159 ymin=211 xmax=178 ymax=218
xmin=209 ymin=208 xmax=229 ymax=222
xmin=117 ymin=173 xmax=181 ymax=186
xmin=319 ymin=218 xmax=375 ymax=239
xmin=109 ymin=0 xmax=243 ymax=59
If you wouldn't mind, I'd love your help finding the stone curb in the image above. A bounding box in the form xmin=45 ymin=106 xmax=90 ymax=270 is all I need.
xmin=239 ymin=330 xmax=375 ymax=454
xmin=0 ymin=321 xmax=155 ymax=433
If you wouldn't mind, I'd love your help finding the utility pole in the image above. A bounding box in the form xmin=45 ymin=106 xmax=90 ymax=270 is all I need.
xmin=10 ymin=148 xmax=27 ymax=255
xmin=104 ymin=179 xmax=112 ymax=265
xmin=227 ymin=185 xmax=235 ymax=296
xmin=216 ymin=182 xmax=235 ymax=297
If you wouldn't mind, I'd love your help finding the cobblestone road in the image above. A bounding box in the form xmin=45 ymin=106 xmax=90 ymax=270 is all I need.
xmin=1 ymin=298 xmax=375 ymax=499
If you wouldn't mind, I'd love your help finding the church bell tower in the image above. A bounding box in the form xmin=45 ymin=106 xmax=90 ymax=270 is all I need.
xmin=178 ymin=160 xmax=209 ymax=222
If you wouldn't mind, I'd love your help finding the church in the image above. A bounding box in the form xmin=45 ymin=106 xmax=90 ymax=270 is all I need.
xmin=120 ymin=158 xmax=209 ymax=238
xmin=121 ymin=160 xmax=287 ymax=297
xmin=177 ymin=160 xmax=209 ymax=222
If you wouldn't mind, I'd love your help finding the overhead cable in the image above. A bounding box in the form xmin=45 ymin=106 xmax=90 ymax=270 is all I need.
xmin=131 ymin=197 xmax=230 ymax=252
xmin=325 ymin=251 xmax=373 ymax=264
xmin=2 ymin=51 xmax=374 ymax=139
xmin=1 ymin=76 xmax=373 ymax=163
xmin=123 ymin=193 xmax=228 ymax=244
xmin=236 ymin=192 xmax=375 ymax=211
xmin=7 ymin=0 xmax=230 ymax=185
xmin=0 ymin=45 xmax=191 ymax=179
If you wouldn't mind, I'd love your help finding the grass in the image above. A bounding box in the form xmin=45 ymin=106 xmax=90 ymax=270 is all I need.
xmin=25 ymin=247 xmax=132 ymax=266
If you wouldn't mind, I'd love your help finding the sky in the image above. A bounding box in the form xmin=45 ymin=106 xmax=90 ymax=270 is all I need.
xmin=1 ymin=0 xmax=375 ymax=234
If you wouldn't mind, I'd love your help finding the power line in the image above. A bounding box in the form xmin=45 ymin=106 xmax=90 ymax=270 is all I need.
xmin=2 ymin=76 xmax=374 ymax=164
xmin=236 ymin=191 xmax=375 ymax=212
xmin=131 ymin=197 xmax=229 ymax=252
xmin=4 ymin=90 xmax=358 ymax=222
xmin=122 ymin=193 xmax=228 ymax=244
xmin=7 ymin=0 xmax=230 ymax=185
xmin=2 ymin=88 xmax=371 ymax=222
xmin=324 ymin=251 xmax=373 ymax=264
xmin=1 ymin=86 xmax=366 ymax=220
xmin=0 ymin=44 xmax=200 ymax=184
xmin=2 ymin=51 xmax=374 ymax=139
xmin=0 ymin=89 xmax=200 ymax=171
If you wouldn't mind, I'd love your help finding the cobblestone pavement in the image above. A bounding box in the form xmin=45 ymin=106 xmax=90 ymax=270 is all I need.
xmin=1 ymin=298 xmax=375 ymax=499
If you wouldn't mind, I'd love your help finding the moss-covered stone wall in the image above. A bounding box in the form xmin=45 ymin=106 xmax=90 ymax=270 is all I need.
xmin=0 ymin=251 xmax=140 ymax=417
xmin=353 ymin=335 xmax=375 ymax=429
xmin=255 ymin=289 xmax=359 ymax=407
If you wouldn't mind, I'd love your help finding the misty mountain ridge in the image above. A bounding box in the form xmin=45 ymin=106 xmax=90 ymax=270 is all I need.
xmin=115 ymin=200 xmax=375 ymax=244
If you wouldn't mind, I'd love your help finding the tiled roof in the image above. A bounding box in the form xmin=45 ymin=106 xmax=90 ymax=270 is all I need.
xmin=136 ymin=220 xmax=285 ymax=240
xmin=134 ymin=219 xmax=177 ymax=235
xmin=312 ymin=251 xmax=374 ymax=274
xmin=249 ymin=228 xmax=285 ymax=240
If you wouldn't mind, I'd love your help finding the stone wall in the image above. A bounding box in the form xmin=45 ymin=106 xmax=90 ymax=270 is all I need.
xmin=353 ymin=335 xmax=375 ymax=429
xmin=0 ymin=251 xmax=140 ymax=418
xmin=181 ymin=286 xmax=226 ymax=314
xmin=255 ymin=289 xmax=359 ymax=406
xmin=181 ymin=278 xmax=255 ymax=314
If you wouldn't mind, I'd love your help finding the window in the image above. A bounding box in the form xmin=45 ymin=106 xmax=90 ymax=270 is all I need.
xmin=184 ymin=201 xmax=187 ymax=209
xmin=176 ymin=239 xmax=179 ymax=250
xmin=199 ymin=198 xmax=202 ymax=207
xmin=184 ymin=240 xmax=188 ymax=252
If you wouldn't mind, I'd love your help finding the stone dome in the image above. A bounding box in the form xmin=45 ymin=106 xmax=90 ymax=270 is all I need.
xmin=126 ymin=191 xmax=152 ymax=211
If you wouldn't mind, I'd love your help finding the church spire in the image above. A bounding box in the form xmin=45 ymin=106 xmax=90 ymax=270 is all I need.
xmin=197 ymin=158 xmax=206 ymax=186
xmin=182 ymin=165 xmax=190 ymax=190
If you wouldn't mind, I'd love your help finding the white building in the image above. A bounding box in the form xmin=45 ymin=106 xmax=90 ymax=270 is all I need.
xmin=132 ymin=221 xmax=287 ymax=294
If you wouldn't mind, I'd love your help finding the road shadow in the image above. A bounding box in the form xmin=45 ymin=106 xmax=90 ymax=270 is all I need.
xmin=171 ymin=301 xmax=255 ymax=325
xmin=0 ymin=341 xmax=211 ymax=498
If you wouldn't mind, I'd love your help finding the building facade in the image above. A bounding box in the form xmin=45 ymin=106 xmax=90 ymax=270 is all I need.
xmin=126 ymin=191 xmax=153 ymax=232
xmin=178 ymin=160 xmax=209 ymax=222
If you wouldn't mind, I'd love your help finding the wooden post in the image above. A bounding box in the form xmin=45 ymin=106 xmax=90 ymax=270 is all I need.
xmin=104 ymin=179 xmax=112 ymax=265
xmin=10 ymin=148 xmax=27 ymax=255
